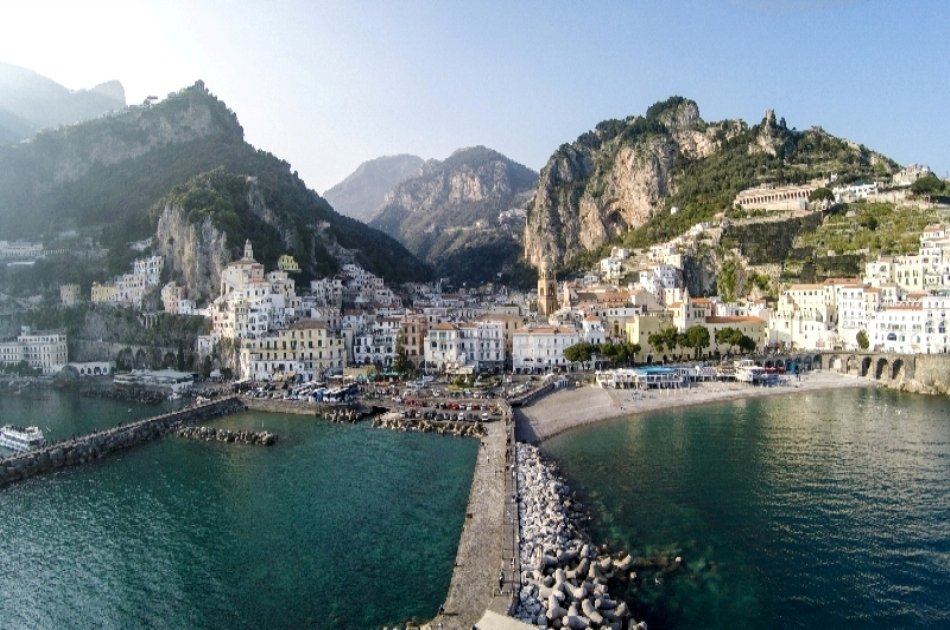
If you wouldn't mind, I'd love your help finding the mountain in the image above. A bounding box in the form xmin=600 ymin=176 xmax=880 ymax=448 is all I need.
xmin=524 ymin=97 xmax=899 ymax=268
xmin=0 ymin=81 xmax=429 ymax=298
xmin=0 ymin=62 xmax=126 ymax=144
xmin=367 ymin=146 xmax=537 ymax=284
xmin=323 ymin=154 xmax=425 ymax=222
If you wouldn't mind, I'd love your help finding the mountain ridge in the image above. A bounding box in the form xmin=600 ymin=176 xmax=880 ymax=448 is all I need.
xmin=524 ymin=96 xmax=900 ymax=269
xmin=366 ymin=145 xmax=537 ymax=283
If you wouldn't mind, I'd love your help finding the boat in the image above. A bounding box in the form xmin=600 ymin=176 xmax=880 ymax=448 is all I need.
xmin=0 ymin=425 xmax=46 ymax=453
xmin=734 ymin=359 xmax=766 ymax=384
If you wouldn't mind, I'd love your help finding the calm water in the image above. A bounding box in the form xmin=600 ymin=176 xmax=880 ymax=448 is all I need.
xmin=0 ymin=391 xmax=477 ymax=628
xmin=546 ymin=387 xmax=950 ymax=629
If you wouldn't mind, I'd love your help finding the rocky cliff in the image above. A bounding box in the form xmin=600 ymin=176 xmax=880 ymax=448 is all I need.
xmin=524 ymin=98 xmax=733 ymax=268
xmin=323 ymin=154 xmax=425 ymax=222
xmin=155 ymin=203 xmax=231 ymax=302
xmin=0 ymin=81 xmax=429 ymax=288
xmin=368 ymin=146 xmax=537 ymax=283
xmin=523 ymin=96 xmax=898 ymax=269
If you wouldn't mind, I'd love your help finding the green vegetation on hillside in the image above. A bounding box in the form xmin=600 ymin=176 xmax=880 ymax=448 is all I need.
xmin=0 ymin=81 xmax=430 ymax=287
xmin=793 ymin=201 xmax=938 ymax=257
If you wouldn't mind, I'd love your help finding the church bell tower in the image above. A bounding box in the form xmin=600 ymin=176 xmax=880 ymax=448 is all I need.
xmin=538 ymin=256 xmax=557 ymax=317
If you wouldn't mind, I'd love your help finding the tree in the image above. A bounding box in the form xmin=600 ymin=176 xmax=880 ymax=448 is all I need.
xmin=715 ymin=327 xmax=743 ymax=355
xmin=683 ymin=325 xmax=711 ymax=359
xmin=856 ymin=329 xmax=870 ymax=350
xmin=392 ymin=334 xmax=413 ymax=376
xmin=808 ymin=187 xmax=835 ymax=204
xmin=564 ymin=342 xmax=594 ymax=369
xmin=648 ymin=326 xmax=681 ymax=357
xmin=910 ymin=174 xmax=943 ymax=200
xmin=738 ymin=334 xmax=757 ymax=353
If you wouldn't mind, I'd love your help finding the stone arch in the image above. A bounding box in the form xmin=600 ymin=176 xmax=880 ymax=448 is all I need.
xmin=764 ymin=359 xmax=774 ymax=369
xmin=891 ymin=358 xmax=905 ymax=381
xmin=163 ymin=352 xmax=176 ymax=368
xmin=846 ymin=355 xmax=858 ymax=374
xmin=134 ymin=348 xmax=148 ymax=369
xmin=646 ymin=354 xmax=654 ymax=365
xmin=860 ymin=356 xmax=872 ymax=377
xmin=116 ymin=347 xmax=134 ymax=371
xmin=832 ymin=356 xmax=843 ymax=372
xmin=812 ymin=354 xmax=822 ymax=369
xmin=874 ymin=358 xmax=889 ymax=380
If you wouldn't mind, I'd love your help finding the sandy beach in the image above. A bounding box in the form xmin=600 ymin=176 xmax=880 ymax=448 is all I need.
xmin=515 ymin=371 xmax=876 ymax=443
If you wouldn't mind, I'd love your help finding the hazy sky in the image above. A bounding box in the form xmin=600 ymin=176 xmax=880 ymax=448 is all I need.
xmin=2 ymin=0 xmax=947 ymax=192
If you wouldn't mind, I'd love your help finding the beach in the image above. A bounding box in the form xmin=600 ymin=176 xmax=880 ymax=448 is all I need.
xmin=515 ymin=371 xmax=875 ymax=443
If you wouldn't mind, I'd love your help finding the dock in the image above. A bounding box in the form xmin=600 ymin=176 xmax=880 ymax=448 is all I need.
xmin=433 ymin=403 xmax=520 ymax=628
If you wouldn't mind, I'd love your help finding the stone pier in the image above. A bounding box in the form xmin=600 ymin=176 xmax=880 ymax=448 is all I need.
xmin=434 ymin=404 xmax=521 ymax=629
xmin=0 ymin=398 xmax=245 ymax=488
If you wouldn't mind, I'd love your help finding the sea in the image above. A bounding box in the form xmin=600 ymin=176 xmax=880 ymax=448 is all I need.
xmin=0 ymin=390 xmax=477 ymax=629
xmin=545 ymin=386 xmax=950 ymax=629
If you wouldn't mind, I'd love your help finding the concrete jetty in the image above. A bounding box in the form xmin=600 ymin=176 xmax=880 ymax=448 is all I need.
xmin=433 ymin=403 xmax=520 ymax=629
xmin=0 ymin=398 xmax=245 ymax=488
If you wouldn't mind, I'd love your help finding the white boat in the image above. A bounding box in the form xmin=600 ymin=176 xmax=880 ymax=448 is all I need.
xmin=0 ymin=425 xmax=46 ymax=453
xmin=734 ymin=360 xmax=766 ymax=384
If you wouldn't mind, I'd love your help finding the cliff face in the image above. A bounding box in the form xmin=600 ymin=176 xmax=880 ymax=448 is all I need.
xmin=155 ymin=203 xmax=232 ymax=302
xmin=323 ymin=154 xmax=425 ymax=222
xmin=368 ymin=146 xmax=537 ymax=283
xmin=524 ymin=98 xmax=727 ymax=267
xmin=523 ymin=97 xmax=899 ymax=270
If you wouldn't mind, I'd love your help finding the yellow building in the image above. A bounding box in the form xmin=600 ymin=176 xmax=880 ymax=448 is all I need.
xmin=91 ymin=282 xmax=118 ymax=304
xmin=278 ymin=254 xmax=300 ymax=273
xmin=239 ymin=319 xmax=346 ymax=381
xmin=624 ymin=313 xmax=674 ymax=362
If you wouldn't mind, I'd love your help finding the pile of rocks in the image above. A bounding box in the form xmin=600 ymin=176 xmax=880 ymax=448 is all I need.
xmin=175 ymin=425 xmax=277 ymax=445
xmin=513 ymin=443 xmax=646 ymax=629
xmin=324 ymin=407 xmax=367 ymax=424
xmin=372 ymin=414 xmax=487 ymax=438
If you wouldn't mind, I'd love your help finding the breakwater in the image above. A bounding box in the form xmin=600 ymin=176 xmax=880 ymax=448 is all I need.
xmin=175 ymin=425 xmax=277 ymax=445
xmin=0 ymin=398 xmax=245 ymax=488
xmin=514 ymin=443 xmax=646 ymax=629
xmin=373 ymin=413 xmax=488 ymax=438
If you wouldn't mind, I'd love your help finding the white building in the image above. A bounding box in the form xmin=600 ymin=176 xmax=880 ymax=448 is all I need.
xmin=0 ymin=327 xmax=68 ymax=375
xmin=512 ymin=326 xmax=581 ymax=374
xmin=132 ymin=255 xmax=164 ymax=287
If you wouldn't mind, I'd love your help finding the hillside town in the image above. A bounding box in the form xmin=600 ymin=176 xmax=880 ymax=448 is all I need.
xmin=3 ymin=211 xmax=948 ymax=383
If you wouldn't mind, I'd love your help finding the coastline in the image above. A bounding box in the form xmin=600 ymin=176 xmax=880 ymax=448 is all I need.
xmin=515 ymin=371 xmax=876 ymax=444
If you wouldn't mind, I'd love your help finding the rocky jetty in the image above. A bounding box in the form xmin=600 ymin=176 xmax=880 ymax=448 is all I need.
xmin=324 ymin=407 xmax=368 ymax=424
xmin=513 ymin=443 xmax=646 ymax=629
xmin=0 ymin=398 xmax=245 ymax=488
xmin=175 ymin=425 xmax=277 ymax=445
xmin=372 ymin=413 xmax=487 ymax=438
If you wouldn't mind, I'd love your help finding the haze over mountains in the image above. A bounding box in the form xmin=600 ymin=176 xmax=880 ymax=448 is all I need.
xmin=323 ymin=154 xmax=426 ymax=223
xmin=0 ymin=62 xmax=125 ymax=145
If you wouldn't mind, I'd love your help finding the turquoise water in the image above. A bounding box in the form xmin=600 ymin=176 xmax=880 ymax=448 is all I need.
xmin=0 ymin=392 xmax=477 ymax=628
xmin=545 ymin=387 xmax=950 ymax=629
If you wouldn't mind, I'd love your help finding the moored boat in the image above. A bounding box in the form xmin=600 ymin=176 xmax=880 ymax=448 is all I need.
xmin=0 ymin=425 xmax=46 ymax=453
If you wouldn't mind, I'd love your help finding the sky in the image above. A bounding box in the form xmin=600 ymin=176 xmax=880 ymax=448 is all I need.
xmin=1 ymin=0 xmax=948 ymax=193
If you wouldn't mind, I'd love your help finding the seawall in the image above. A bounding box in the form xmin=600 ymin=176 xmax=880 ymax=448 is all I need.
xmin=0 ymin=398 xmax=245 ymax=488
